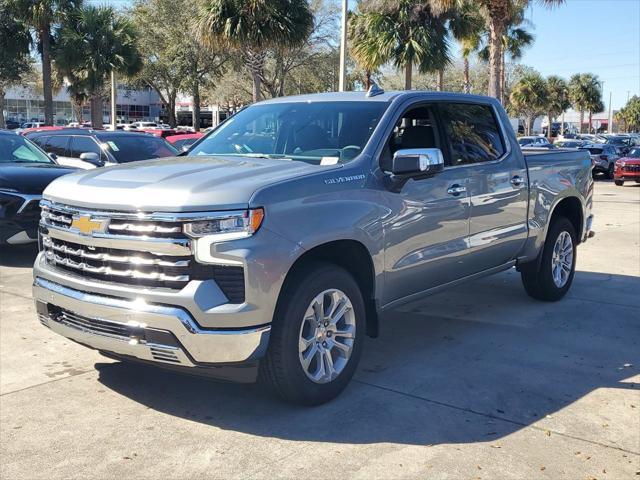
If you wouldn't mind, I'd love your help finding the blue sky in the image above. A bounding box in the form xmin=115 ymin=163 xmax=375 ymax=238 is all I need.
xmin=519 ymin=0 xmax=640 ymax=109
xmin=95 ymin=0 xmax=639 ymax=109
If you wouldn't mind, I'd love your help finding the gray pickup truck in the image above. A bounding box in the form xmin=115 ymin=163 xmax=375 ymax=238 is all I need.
xmin=33 ymin=91 xmax=594 ymax=405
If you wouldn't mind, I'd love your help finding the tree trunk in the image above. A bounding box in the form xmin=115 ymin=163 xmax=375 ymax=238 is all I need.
xmin=463 ymin=57 xmax=470 ymax=94
xmin=547 ymin=111 xmax=553 ymax=140
xmin=191 ymin=82 xmax=200 ymax=132
xmin=40 ymin=27 xmax=54 ymax=125
xmin=500 ymin=52 xmax=506 ymax=104
xmin=365 ymin=70 xmax=371 ymax=91
xmin=72 ymin=98 xmax=83 ymax=123
xmin=404 ymin=62 xmax=412 ymax=90
xmin=90 ymin=95 xmax=103 ymax=128
xmin=487 ymin=15 xmax=505 ymax=99
xmin=0 ymin=88 xmax=5 ymax=129
xmin=588 ymin=110 xmax=593 ymax=134
xmin=579 ymin=111 xmax=584 ymax=133
xmin=167 ymin=91 xmax=177 ymax=128
xmin=437 ymin=69 xmax=444 ymax=91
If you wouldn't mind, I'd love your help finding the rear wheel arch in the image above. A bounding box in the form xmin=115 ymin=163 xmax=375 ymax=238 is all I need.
xmin=548 ymin=196 xmax=584 ymax=245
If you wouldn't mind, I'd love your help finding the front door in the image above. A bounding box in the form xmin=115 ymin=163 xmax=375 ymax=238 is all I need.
xmin=380 ymin=104 xmax=472 ymax=306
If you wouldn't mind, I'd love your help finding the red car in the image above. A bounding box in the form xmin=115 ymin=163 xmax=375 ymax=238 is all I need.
xmin=614 ymin=147 xmax=640 ymax=186
xmin=166 ymin=132 xmax=204 ymax=151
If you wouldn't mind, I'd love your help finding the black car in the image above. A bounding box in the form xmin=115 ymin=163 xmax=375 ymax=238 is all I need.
xmin=605 ymin=136 xmax=638 ymax=156
xmin=26 ymin=129 xmax=178 ymax=169
xmin=0 ymin=131 xmax=76 ymax=245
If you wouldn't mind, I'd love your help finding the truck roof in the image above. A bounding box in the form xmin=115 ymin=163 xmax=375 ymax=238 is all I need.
xmin=257 ymin=90 xmax=500 ymax=105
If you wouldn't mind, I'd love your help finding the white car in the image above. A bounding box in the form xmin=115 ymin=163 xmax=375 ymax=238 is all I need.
xmin=518 ymin=136 xmax=550 ymax=147
xmin=130 ymin=121 xmax=159 ymax=131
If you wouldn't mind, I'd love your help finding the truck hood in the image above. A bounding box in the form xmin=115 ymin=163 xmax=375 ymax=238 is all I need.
xmin=43 ymin=155 xmax=334 ymax=212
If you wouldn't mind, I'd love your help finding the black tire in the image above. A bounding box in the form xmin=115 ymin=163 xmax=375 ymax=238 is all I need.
xmin=260 ymin=262 xmax=366 ymax=406
xmin=520 ymin=217 xmax=577 ymax=302
xmin=614 ymin=180 xmax=624 ymax=186
xmin=607 ymin=163 xmax=615 ymax=179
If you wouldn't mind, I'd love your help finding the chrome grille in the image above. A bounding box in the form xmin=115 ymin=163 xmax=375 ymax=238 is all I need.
xmin=42 ymin=236 xmax=192 ymax=289
xmin=623 ymin=164 xmax=640 ymax=172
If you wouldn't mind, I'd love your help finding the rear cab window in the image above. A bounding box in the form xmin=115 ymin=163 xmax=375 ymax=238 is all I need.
xmin=438 ymin=103 xmax=505 ymax=166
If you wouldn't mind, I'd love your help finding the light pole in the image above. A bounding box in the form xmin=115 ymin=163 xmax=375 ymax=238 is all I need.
xmin=110 ymin=71 xmax=117 ymax=130
xmin=338 ymin=0 xmax=348 ymax=92
xmin=608 ymin=91 xmax=613 ymax=134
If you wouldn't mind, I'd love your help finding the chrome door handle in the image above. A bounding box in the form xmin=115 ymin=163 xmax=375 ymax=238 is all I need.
xmin=510 ymin=175 xmax=524 ymax=187
xmin=447 ymin=185 xmax=467 ymax=196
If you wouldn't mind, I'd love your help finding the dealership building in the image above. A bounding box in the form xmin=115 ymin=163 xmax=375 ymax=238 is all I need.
xmin=2 ymin=84 xmax=164 ymax=125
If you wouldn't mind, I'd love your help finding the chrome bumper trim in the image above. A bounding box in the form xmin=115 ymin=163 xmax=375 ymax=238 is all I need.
xmin=33 ymin=277 xmax=270 ymax=364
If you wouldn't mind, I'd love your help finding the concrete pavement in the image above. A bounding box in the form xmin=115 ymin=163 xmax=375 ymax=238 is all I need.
xmin=1 ymin=180 xmax=638 ymax=479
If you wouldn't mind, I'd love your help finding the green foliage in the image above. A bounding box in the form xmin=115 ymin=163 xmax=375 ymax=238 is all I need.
xmin=544 ymin=75 xmax=570 ymax=120
xmin=568 ymin=73 xmax=604 ymax=114
xmin=616 ymin=96 xmax=640 ymax=133
xmin=0 ymin=0 xmax=32 ymax=90
xmin=509 ymin=70 xmax=548 ymax=134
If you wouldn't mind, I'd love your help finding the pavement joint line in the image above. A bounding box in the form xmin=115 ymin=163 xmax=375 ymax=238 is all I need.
xmin=565 ymin=296 xmax=640 ymax=309
xmin=0 ymin=289 xmax=33 ymax=302
xmin=353 ymin=379 xmax=640 ymax=456
xmin=0 ymin=368 xmax=95 ymax=398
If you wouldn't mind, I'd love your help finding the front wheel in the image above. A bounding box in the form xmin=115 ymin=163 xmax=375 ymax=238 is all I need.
xmin=520 ymin=217 xmax=577 ymax=301
xmin=614 ymin=179 xmax=624 ymax=186
xmin=261 ymin=263 xmax=365 ymax=405
xmin=607 ymin=163 xmax=615 ymax=179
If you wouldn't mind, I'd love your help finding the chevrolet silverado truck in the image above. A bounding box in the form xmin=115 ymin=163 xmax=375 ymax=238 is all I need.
xmin=33 ymin=91 xmax=594 ymax=405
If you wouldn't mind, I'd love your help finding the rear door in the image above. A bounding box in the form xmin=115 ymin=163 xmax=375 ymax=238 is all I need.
xmin=69 ymin=135 xmax=111 ymax=168
xmin=438 ymin=102 xmax=529 ymax=273
xmin=44 ymin=135 xmax=81 ymax=168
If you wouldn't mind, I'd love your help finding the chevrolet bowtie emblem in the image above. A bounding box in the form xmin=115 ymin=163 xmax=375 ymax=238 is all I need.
xmin=71 ymin=215 xmax=106 ymax=235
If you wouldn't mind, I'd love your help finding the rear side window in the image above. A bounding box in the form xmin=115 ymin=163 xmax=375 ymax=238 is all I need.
xmin=439 ymin=103 xmax=505 ymax=166
xmin=45 ymin=136 xmax=70 ymax=156
xmin=98 ymin=135 xmax=178 ymax=163
xmin=31 ymin=135 xmax=50 ymax=148
xmin=70 ymin=136 xmax=103 ymax=159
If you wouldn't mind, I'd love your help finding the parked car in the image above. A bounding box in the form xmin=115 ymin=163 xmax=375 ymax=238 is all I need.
xmin=614 ymin=147 xmax=640 ymax=186
xmin=16 ymin=122 xmax=45 ymax=133
xmin=130 ymin=121 xmax=158 ymax=131
xmin=34 ymin=91 xmax=593 ymax=405
xmin=0 ymin=131 xmax=76 ymax=245
xmin=576 ymin=134 xmax=597 ymax=143
xmin=27 ymin=129 xmax=179 ymax=169
xmin=145 ymin=128 xmax=178 ymax=138
xmin=518 ymin=136 xmax=551 ymax=147
xmin=554 ymin=139 xmax=587 ymax=149
xmin=579 ymin=144 xmax=620 ymax=178
xmin=605 ymin=135 xmax=638 ymax=156
xmin=4 ymin=120 xmax=21 ymax=130
xmin=166 ymin=132 xmax=204 ymax=151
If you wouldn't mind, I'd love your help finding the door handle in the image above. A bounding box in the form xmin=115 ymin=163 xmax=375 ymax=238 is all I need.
xmin=510 ymin=175 xmax=524 ymax=187
xmin=447 ymin=184 xmax=467 ymax=196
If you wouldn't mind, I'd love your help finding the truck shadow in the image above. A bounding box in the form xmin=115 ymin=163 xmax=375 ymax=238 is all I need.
xmin=0 ymin=244 xmax=39 ymax=268
xmin=95 ymin=269 xmax=639 ymax=446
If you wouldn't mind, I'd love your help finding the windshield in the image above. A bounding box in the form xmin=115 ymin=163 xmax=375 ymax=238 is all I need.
xmin=188 ymin=101 xmax=388 ymax=164
xmin=626 ymin=147 xmax=640 ymax=158
xmin=518 ymin=138 xmax=534 ymax=145
xmin=97 ymin=135 xmax=178 ymax=163
xmin=0 ymin=134 xmax=53 ymax=164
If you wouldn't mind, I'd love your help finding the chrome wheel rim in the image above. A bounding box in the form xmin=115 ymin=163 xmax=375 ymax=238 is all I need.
xmin=298 ymin=289 xmax=356 ymax=384
xmin=551 ymin=231 xmax=573 ymax=288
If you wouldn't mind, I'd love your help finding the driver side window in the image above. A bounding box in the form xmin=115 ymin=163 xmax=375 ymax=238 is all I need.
xmin=380 ymin=105 xmax=441 ymax=172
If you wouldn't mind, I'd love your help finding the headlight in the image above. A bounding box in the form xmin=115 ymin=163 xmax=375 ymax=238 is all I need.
xmin=183 ymin=208 xmax=264 ymax=241
xmin=617 ymin=161 xmax=626 ymax=167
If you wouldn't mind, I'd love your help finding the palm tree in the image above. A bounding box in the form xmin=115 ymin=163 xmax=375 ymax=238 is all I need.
xmin=447 ymin=1 xmax=484 ymax=93
xmin=509 ymin=71 xmax=547 ymax=135
xmin=432 ymin=0 xmax=563 ymax=99
xmin=478 ymin=6 xmax=534 ymax=103
xmin=568 ymin=73 xmax=604 ymax=134
xmin=349 ymin=0 xmax=450 ymax=90
xmin=54 ymin=6 xmax=142 ymax=127
xmin=543 ymin=75 xmax=569 ymax=139
xmin=196 ymin=0 xmax=313 ymax=103
xmin=12 ymin=0 xmax=80 ymax=125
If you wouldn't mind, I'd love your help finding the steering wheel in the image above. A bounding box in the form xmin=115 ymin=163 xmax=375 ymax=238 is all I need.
xmin=341 ymin=145 xmax=361 ymax=161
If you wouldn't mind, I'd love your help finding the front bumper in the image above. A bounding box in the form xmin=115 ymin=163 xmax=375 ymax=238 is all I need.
xmin=33 ymin=277 xmax=271 ymax=366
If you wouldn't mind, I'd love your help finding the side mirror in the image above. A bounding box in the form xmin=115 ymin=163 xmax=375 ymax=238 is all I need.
xmin=79 ymin=152 xmax=104 ymax=167
xmin=385 ymin=148 xmax=444 ymax=192
xmin=48 ymin=153 xmax=58 ymax=161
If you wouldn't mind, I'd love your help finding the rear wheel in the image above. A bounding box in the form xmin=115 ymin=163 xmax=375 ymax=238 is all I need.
xmin=614 ymin=179 xmax=624 ymax=186
xmin=261 ymin=263 xmax=365 ymax=405
xmin=521 ymin=217 xmax=577 ymax=302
